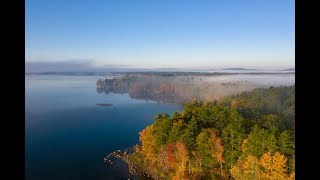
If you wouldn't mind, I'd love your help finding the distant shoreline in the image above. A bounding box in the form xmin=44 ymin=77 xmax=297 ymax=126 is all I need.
xmin=25 ymin=71 xmax=295 ymax=76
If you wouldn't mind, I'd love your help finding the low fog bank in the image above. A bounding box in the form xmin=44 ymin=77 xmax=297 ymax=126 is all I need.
xmin=96 ymin=74 xmax=294 ymax=103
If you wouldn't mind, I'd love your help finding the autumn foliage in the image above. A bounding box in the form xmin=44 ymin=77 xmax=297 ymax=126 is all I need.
xmin=230 ymin=152 xmax=294 ymax=180
xmin=134 ymin=86 xmax=294 ymax=179
xmin=165 ymin=143 xmax=176 ymax=170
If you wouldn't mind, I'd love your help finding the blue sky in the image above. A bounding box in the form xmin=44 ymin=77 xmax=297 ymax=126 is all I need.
xmin=26 ymin=0 xmax=294 ymax=69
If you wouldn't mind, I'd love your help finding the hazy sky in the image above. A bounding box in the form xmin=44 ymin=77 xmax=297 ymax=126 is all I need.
xmin=26 ymin=0 xmax=294 ymax=69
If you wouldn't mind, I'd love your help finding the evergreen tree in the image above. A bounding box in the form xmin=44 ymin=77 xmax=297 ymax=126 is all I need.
xmin=222 ymin=110 xmax=245 ymax=169
xmin=278 ymin=130 xmax=295 ymax=155
xmin=182 ymin=117 xmax=199 ymax=150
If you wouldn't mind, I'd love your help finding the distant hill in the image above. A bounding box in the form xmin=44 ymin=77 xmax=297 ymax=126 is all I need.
xmin=280 ymin=68 xmax=295 ymax=71
xmin=221 ymin=68 xmax=256 ymax=71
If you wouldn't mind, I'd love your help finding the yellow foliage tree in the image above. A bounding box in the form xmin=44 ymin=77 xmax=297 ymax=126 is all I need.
xmin=229 ymin=160 xmax=244 ymax=179
xmin=139 ymin=125 xmax=158 ymax=164
xmin=260 ymin=152 xmax=293 ymax=180
xmin=230 ymin=155 xmax=261 ymax=180
xmin=174 ymin=142 xmax=189 ymax=179
xmin=230 ymin=152 xmax=294 ymax=180
xmin=244 ymin=155 xmax=261 ymax=179
xmin=210 ymin=129 xmax=226 ymax=177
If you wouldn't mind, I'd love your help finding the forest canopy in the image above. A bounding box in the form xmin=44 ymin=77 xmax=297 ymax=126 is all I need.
xmin=129 ymin=85 xmax=295 ymax=179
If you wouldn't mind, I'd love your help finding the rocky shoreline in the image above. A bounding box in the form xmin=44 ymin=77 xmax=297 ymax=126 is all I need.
xmin=104 ymin=148 xmax=155 ymax=179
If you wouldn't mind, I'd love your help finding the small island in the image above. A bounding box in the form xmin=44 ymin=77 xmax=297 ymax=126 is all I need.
xmin=96 ymin=103 xmax=113 ymax=106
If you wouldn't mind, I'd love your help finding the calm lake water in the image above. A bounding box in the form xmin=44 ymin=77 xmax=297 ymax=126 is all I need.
xmin=25 ymin=75 xmax=183 ymax=180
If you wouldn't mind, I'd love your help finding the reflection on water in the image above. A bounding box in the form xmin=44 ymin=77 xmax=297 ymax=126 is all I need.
xmin=97 ymin=74 xmax=295 ymax=104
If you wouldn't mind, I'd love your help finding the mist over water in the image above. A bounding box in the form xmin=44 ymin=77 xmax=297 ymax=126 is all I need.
xmin=97 ymin=74 xmax=295 ymax=103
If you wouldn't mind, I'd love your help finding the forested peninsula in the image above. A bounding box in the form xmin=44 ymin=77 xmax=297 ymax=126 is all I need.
xmin=113 ymin=85 xmax=295 ymax=179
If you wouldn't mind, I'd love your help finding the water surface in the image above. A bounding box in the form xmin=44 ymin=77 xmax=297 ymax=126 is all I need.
xmin=25 ymin=75 xmax=183 ymax=180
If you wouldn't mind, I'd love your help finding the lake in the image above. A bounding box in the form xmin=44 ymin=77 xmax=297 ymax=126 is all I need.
xmin=25 ymin=75 xmax=183 ymax=180
xmin=25 ymin=74 xmax=294 ymax=180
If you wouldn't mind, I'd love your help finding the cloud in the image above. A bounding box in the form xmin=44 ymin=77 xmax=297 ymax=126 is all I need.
xmin=25 ymin=60 xmax=146 ymax=73
xmin=25 ymin=61 xmax=96 ymax=73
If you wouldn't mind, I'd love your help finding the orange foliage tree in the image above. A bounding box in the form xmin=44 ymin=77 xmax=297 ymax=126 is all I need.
xmin=165 ymin=143 xmax=176 ymax=170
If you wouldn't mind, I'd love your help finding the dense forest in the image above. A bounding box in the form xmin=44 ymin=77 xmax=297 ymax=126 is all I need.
xmin=128 ymin=86 xmax=295 ymax=179
xmin=220 ymin=85 xmax=295 ymax=128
